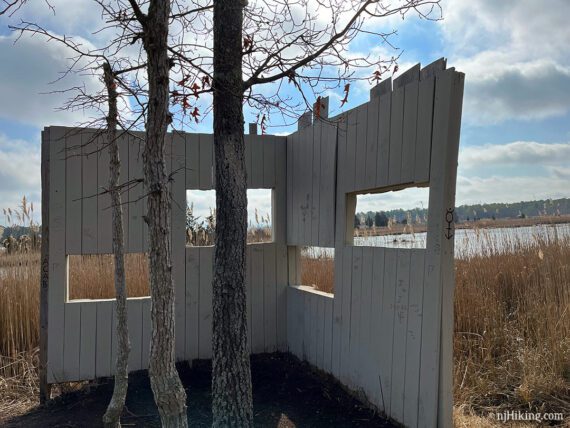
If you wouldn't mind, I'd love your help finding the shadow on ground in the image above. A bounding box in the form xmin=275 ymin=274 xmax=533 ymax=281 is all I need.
xmin=5 ymin=353 xmax=395 ymax=427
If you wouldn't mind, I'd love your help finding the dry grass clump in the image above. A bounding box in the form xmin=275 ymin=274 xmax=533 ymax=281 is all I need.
xmin=0 ymin=252 xmax=40 ymax=418
xmin=0 ymin=252 xmax=40 ymax=360
xmin=300 ymin=247 xmax=334 ymax=294
xmin=454 ymin=231 xmax=570 ymax=419
xmin=1 ymin=225 xmax=569 ymax=424
xmin=68 ymin=253 xmax=150 ymax=300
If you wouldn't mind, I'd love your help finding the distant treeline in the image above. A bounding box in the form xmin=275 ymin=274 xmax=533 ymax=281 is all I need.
xmin=356 ymin=197 xmax=570 ymax=226
xmin=1 ymin=225 xmax=38 ymax=240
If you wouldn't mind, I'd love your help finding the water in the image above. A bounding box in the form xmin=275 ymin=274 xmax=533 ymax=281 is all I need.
xmin=354 ymin=223 xmax=570 ymax=258
xmin=300 ymin=223 xmax=570 ymax=259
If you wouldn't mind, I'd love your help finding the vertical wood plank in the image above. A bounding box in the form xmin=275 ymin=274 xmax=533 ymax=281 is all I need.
xmin=354 ymin=104 xmax=368 ymax=190
xmin=303 ymin=291 xmax=312 ymax=362
xmin=263 ymin=244 xmax=277 ymax=352
xmin=286 ymin=134 xmax=294 ymax=244
xmin=370 ymin=248 xmax=386 ymax=409
xmin=171 ymin=133 xmax=186 ymax=360
xmin=263 ymin=135 xmax=276 ymax=188
xmin=388 ymin=87 xmax=405 ymax=186
xmin=402 ymin=75 xmax=420 ymax=184
xmin=418 ymin=69 xmax=463 ymax=428
xmin=186 ymin=133 xmax=200 ymax=189
xmin=63 ymin=302 xmax=81 ymax=380
xmin=380 ymin=248 xmax=398 ymax=417
xmin=65 ymin=131 xmax=82 ymax=254
xmin=345 ymin=109 xmax=358 ymax=193
xmin=323 ymin=297 xmax=333 ymax=373
xmin=300 ymin=125 xmax=313 ymax=244
xmin=251 ymin=245 xmax=265 ymax=353
xmin=82 ymin=131 xmax=98 ymax=253
xmin=292 ymin=131 xmax=300 ymax=245
xmin=390 ymin=249 xmax=412 ymax=422
xmin=251 ymin=134 xmax=264 ymax=188
xmin=245 ymin=246 xmax=252 ymax=353
xmin=275 ymin=243 xmax=288 ymax=351
xmin=128 ymin=133 xmax=143 ymax=252
xmin=316 ymin=295 xmax=325 ymax=369
xmin=376 ymin=79 xmax=392 ymax=188
xmin=331 ymin=245 xmax=344 ymax=377
xmin=438 ymin=70 xmax=464 ymax=428
xmin=415 ymin=58 xmax=446 ymax=184
xmin=274 ymin=137 xmax=287 ymax=244
xmin=310 ymin=293 xmax=318 ymax=365
xmin=198 ymin=247 xmax=213 ymax=359
xmin=415 ymin=77 xmax=435 ymax=184
xmin=141 ymin=298 xmax=151 ymax=368
xmin=47 ymin=127 xmax=66 ymax=383
xmin=319 ymin=122 xmax=337 ymax=247
xmin=287 ymin=287 xmax=304 ymax=358
xmin=79 ymin=302 xmax=96 ymax=380
xmin=110 ymin=304 xmax=118 ymax=376
xmin=185 ymin=248 xmax=200 ymax=360
xmin=311 ymin=121 xmax=321 ymax=245
xmin=359 ymin=247 xmax=374 ymax=397
xmin=97 ymin=131 xmax=113 ymax=253
xmin=95 ymin=300 xmax=112 ymax=378
xmin=199 ymin=134 xmax=213 ymax=190
xmin=127 ymin=299 xmax=143 ymax=371
xmin=245 ymin=132 xmax=252 ymax=187
xmin=365 ymin=97 xmax=380 ymax=190
xmin=339 ymin=246 xmax=353 ymax=383
xmin=348 ymin=247 xmax=363 ymax=387
xmin=39 ymin=129 xmax=50 ymax=400
xmin=404 ymin=250 xmax=425 ymax=428
xmin=118 ymin=133 xmax=129 ymax=250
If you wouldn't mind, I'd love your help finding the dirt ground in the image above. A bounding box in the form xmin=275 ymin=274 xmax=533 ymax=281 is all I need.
xmin=3 ymin=353 xmax=395 ymax=427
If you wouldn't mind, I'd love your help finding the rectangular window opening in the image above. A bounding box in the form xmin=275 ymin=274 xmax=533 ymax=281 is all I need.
xmin=350 ymin=186 xmax=429 ymax=249
xmin=186 ymin=189 xmax=273 ymax=246
xmin=298 ymin=246 xmax=335 ymax=294
xmin=68 ymin=253 xmax=149 ymax=301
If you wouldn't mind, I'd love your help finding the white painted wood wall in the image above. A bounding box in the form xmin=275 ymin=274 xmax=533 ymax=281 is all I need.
xmin=43 ymin=129 xmax=288 ymax=384
xmin=286 ymin=60 xmax=464 ymax=428
xmin=43 ymin=59 xmax=463 ymax=428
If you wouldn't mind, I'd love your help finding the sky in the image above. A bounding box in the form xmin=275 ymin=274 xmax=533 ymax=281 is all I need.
xmin=1 ymin=0 xmax=570 ymax=226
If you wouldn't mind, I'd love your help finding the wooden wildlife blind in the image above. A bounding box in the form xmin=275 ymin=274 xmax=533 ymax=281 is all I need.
xmin=40 ymin=59 xmax=464 ymax=428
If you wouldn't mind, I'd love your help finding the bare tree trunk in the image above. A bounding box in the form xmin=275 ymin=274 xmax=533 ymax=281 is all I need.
xmin=211 ymin=1 xmax=253 ymax=426
xmin=142 ymin=1 xmax=188 ymax=426
xmin=102 ymin=62 xmax=130 ymax=428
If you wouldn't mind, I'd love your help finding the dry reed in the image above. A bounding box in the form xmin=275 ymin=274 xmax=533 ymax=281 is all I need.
xmin=1 ymin=227 xmax=569 ymax=424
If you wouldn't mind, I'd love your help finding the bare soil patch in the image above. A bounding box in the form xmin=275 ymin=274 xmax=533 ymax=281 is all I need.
xmin=3 ymin=353 xmax=394 ymax=428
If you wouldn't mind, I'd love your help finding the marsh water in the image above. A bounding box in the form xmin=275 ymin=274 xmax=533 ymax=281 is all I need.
xmin=353 ymin=223 xmax=570 ymax=258
xmin=300 ymin=223 xmax=570 ymax=259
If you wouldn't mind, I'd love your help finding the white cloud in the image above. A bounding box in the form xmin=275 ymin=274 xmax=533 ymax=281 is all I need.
xmin=455 ymin=140 xmax=570 ymax=205
xmin=0 ymin=133 xmax=41 ymax=223
xmin=456 ymin=174 xmax=569 ymax=206
xmin=441 ymin=0 xmax=570 ymax=124
xmin=459 ymin=141 xmax=570 ymax=169
xmin=357 ymin=187 xmax=429 ymax=212
xmin=0 ymin=33 xmax=103 ymax=128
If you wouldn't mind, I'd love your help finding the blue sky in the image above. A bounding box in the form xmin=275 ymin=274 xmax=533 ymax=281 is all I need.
xmin=1 ymin=0 xmax=570 ymax=226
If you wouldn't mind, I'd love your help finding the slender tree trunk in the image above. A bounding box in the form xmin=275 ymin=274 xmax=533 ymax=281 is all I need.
xmin=102 ymin=62 xmax=130 ymax=428
xmin=212 ymin=1 xmax=253 ymax=426
xmin=142 ymin=1 xmax=188 ymax=426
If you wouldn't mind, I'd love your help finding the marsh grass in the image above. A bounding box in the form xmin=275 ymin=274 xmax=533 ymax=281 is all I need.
xmin=1 ymin=227 xmax=569 ymax=424
xmin=68 ymin=253 xmax=150 ymax=300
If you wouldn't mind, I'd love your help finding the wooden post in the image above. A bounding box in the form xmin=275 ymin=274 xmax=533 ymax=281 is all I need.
xmin=313 ymin=96 xmax=329 ymax=121
xmin=248 ymin=123 xmax=257 ymax=135
xmin=39 ymin=129 xmax=51 ymax=403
